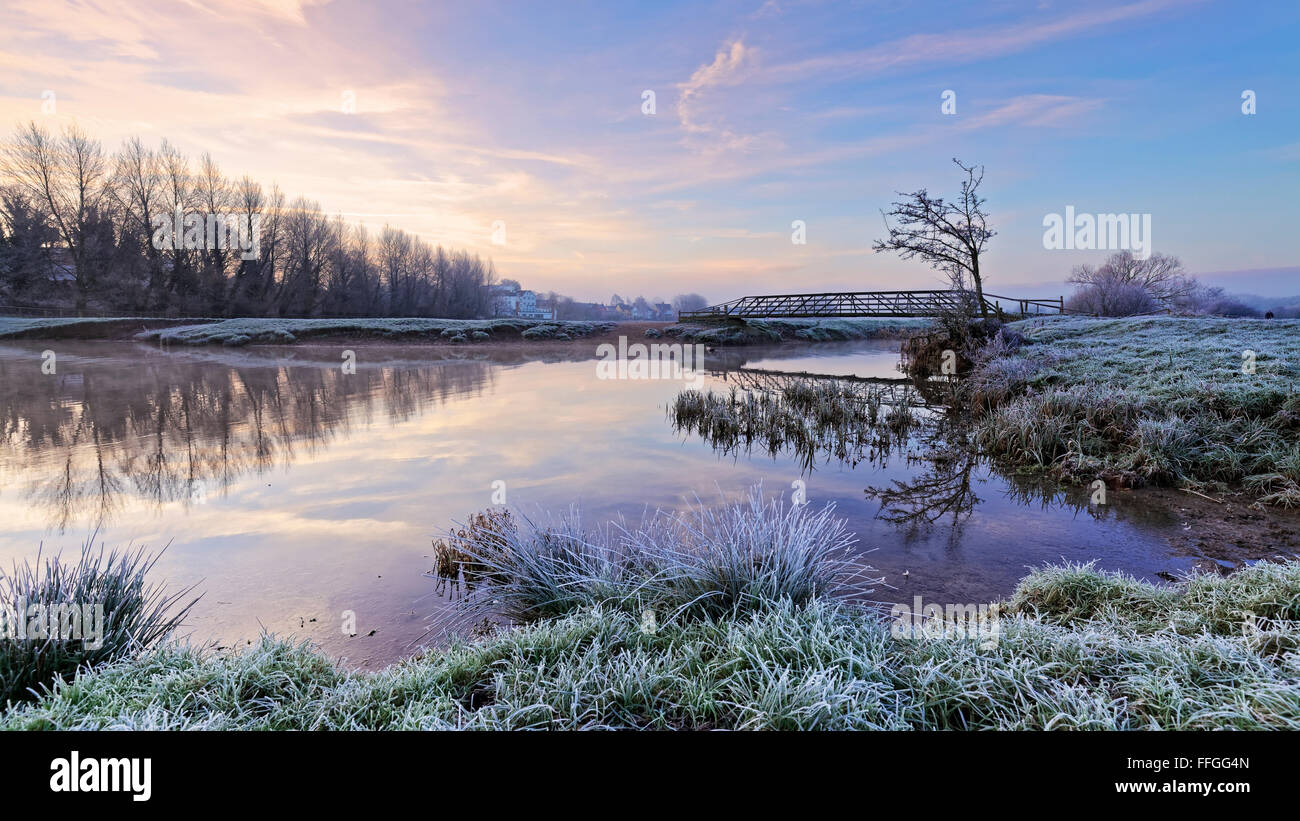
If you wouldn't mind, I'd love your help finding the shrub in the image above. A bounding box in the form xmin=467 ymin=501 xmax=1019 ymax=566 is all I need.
xmin=521 ymin=324 xmax=559 ymax=340
xmin=1065 ymin=280 xmax=1158 ymax=317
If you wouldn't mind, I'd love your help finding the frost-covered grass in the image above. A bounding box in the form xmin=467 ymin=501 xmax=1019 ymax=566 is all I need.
xmin=431 ymin=488 xmax=877 ymax=625
xmin=974 ymin=316 xmax=1300 ymax=501
xmin=134 ymin=317 xmax=616 ymax=346
xmin=666 ymin=317 xmax=931 ymax=346
xmin=1 ymin=544 xmax=199 ymax=707
xmin=4 ymin=558 xmax=1297 ymax=730
xmin=0 ymin=316 xmax=197 ymax=339
xmin=4 ymin=315 xmax=925 ymax=347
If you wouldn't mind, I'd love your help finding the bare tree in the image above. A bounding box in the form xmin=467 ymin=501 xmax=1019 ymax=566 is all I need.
xmin=672 ymin=293 xmax=708 ymax=313
xmin=1064 ymin=274 xmax=1158 ymax=317
xmin=1 ymin=122 xmax=504 ymax=319
xmin=1067 ymin=251 xmax=1193 ymax=307
xmin=195 ymin=152 xmax=233 ymax=312
xmin=2 ymin=122 xmax=109 ymax=313
xmin=229 ymin=174 xmax=266 ymax=314
xmin=157 ymin=139 xmax=196 ymax=303
xmin=278 ymin=197 xmax=332 ymax=315
xmin=873 ymin=158 xmax=996 ymax=319
xmin=111 ymin=136 xmax=164 ymax=304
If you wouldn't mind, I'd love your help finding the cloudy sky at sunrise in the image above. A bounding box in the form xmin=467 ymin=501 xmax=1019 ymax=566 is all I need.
xmin=0 ymin=0 xmax=1296 ymax=303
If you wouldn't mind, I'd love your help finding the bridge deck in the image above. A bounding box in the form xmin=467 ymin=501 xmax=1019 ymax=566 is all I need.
xmin=679 ymin=289 xmax=1063 ymax=320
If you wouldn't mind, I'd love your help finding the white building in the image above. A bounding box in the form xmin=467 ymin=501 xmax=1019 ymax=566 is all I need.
xmin=491 ymin=282 xmax=554 ymax=320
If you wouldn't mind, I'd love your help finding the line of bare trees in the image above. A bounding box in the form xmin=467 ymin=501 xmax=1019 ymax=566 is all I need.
xmin=0 ymin=121 xmax=496 ymax=317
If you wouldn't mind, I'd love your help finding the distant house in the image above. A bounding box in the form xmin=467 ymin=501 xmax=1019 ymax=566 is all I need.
xmin=491 ymin=282 xmax=555 ymax=320
xmin=490 ymin=282 xmax=521 ymax=317
xmin=518 ymin=290 xmax=555 ymax=319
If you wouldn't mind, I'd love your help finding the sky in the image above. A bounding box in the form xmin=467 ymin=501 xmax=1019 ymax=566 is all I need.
xmin=0 ymin=0 xmax=1297 ymax=303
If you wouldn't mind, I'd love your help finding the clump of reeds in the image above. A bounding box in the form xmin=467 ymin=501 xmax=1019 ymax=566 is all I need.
xmin=0 ymin=542 xmax=200 ymax=706
xmin=436 ymin=486 xmax=879 ymax=627
xmin=430 ymin=508 xmax=517 ymax=595
xmin=669 ymin=378 xmax=920 ymax=469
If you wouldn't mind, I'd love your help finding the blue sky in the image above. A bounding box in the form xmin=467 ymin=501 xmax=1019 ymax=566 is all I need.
xmin=1 ymin=0 xmax=1297 ymax=301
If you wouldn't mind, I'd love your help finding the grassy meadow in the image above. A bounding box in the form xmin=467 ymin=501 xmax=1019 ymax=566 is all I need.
xmin=972 ymin=316 xmax=1300 ymax=503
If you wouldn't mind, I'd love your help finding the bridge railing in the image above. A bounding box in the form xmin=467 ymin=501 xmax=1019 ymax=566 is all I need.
xmin=679 ymin=290 xmax=1064 ymax=321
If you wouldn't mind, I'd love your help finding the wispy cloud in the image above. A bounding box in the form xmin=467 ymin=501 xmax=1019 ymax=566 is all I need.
xmin=0 ymin=0 xmax=1292 ymax=301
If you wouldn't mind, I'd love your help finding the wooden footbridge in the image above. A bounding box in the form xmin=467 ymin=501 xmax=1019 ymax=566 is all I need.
xmin=679 ymin=289 xmax=1063 ymax=321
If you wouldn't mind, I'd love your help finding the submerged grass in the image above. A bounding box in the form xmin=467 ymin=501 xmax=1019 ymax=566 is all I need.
xmin=4 ymin=558 xmax=1297 ymax=730
xmin=669 ymin=378 xmax=921 ymax=469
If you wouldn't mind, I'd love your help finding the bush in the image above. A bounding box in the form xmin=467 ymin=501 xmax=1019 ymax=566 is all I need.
xmin=0 ymin=544 xmax=200 ymax=706
xmin=1065 ymin=281 xmax=1157 ymax=316
xmin=521 ymin=324 xmax=559 ymax=340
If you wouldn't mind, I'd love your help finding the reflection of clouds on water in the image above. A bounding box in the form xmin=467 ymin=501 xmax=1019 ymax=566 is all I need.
xmin=0 ymin=339 xmax=1199 ymax=667
xmin=0 ymin=345 xmax=495 ymax=533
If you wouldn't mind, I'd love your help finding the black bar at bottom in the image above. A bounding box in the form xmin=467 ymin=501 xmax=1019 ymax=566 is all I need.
xmin=0 ymin=731 xmax=1285 ymax=810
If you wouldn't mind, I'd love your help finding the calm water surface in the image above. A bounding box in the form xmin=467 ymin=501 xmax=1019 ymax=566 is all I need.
xmin=0 ymin=339 xmax=1202 ymax=667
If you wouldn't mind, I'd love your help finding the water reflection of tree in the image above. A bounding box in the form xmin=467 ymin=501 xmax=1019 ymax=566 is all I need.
xmin=0 ymin=355 xmax=495 ymax=531
xmin=864 ymin=429 xmax=981 ymax=534
xmin=865 ymin=428 xmax=1140 ymax=535
xmin=670 ymin=368 xmax=1133 ymax=538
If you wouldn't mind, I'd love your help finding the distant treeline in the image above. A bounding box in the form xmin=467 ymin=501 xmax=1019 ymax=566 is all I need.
xmin=0 ymin=122 xmax=495 ymax=318
xmin=1064 ymin=251 xmax=1300 ymax=318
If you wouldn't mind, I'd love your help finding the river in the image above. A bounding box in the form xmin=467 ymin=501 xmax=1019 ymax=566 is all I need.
xmin=0 ymin=338 xmax=1207 ymax=668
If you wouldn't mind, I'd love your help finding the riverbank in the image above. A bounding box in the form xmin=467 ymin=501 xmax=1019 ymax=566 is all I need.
xmin=0 ymin=315 xmax=931 ymax=348
xmin=973 ymin=316 xmax=1300 ymax=505
xmin=4 ymin=556 xmax=1297 ymax=730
